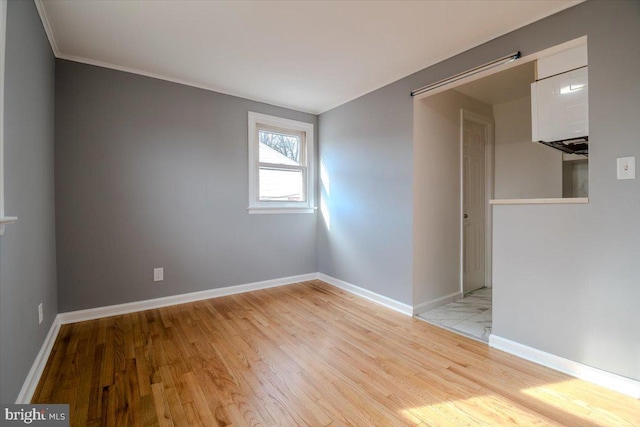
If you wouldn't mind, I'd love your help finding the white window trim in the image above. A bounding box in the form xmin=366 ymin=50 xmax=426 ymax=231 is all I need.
xmin=248 ymin=112 xmax=315 ymax=214
xmin=0 ymin=0 xmax=17 ymax=236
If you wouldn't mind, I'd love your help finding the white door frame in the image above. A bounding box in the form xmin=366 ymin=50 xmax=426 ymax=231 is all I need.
xmin=460 ymin=109 xmax=494 ymax=294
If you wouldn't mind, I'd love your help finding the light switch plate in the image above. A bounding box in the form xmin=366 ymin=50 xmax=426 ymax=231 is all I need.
xmin=617 ymin=156 xmax=635 ymax=180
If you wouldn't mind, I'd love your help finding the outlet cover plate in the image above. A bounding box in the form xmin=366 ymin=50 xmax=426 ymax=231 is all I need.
xmin=153 ymin=268 xmax=164 ymax=282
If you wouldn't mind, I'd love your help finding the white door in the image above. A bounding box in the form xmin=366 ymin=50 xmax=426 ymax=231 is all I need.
xmin=463 ymin=119 xmax=486 ymax=293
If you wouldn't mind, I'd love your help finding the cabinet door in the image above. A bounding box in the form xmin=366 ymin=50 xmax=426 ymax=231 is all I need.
xmin=532 ymin=67 xmax=588 ymax=142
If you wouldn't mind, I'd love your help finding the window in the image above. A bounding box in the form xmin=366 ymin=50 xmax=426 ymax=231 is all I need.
xmin=248 ymin=112 xmax=315 ymax=214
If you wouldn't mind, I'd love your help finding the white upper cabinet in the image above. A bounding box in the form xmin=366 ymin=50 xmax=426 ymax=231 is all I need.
xmin=531 ymin=44 xmax=589 ymax=144
xmin=536 ymin=44 xmax=588 ymax=80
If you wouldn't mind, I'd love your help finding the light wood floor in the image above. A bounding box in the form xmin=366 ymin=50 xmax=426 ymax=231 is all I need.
xmin=33 ymin=280 xmax=639 ymax=426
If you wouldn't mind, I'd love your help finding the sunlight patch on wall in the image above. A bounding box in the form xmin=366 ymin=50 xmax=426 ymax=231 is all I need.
xmin=320 ymin=160 xmax=330 ymax=230
xmin=320 ymin=160 xmax=330 ymax=196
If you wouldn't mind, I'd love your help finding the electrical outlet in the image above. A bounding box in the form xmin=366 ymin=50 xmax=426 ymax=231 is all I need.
xmin=38 ymin=303 xmax=43 ymax=325
xmin=153 ymin=267 xmax=164 ymax=282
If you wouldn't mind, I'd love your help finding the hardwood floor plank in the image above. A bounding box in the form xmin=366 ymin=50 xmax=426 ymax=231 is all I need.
xmin=163 ymin=387 xmax=189 ymax=426
xmin=139 ymin=393 xmax=159 ymax=426
xmin=72 ymin=339 xmax=98 ymax=426
xmin=101 ymin=383 xmax=114 ymax=427
xmin=101 ymin=320 xmax=116 ymax=387
xmin=151 ymin=382 xmax=174 ymax=427
xmin=134 ymin=346 xmax=152 ymax=398
xmin=124 ymin=359 xmax=141 ymax=427
xmin=86 ymin=344 xmax=106 ymax=421
xmin=32 ymin=281 xmax=640 ymax=426
xmin=122 ymin=314 xmax=136 ymax=361
xmin=182 ymin=371 xmax=217 ymax=424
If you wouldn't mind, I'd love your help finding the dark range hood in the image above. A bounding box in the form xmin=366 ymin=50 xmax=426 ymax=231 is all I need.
xmin=537 ymin=136 xmax=588 ymax=156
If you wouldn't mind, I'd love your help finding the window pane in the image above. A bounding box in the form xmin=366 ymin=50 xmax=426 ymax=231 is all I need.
xmin=258 ymin=130 xmax=302 ymax=165
xmin=259 ymin=168 xmax=304 ymax=201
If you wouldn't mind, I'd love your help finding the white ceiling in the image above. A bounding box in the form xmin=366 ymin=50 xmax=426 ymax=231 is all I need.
xmin=36 ymin=1 xmax=582 ymax=114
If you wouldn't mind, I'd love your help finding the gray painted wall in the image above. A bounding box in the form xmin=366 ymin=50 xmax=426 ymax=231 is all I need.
xmin=0 ymin=0 xmax=57 ymax=403
xmin=319 ymin=0 xmax=639 ymax=380
xmin=55 ymin=60 xmax=317 ymax=312
xmin=493 ymin=96 xmax=563 ymax=199
xmin=317 ymin=80 xmax=414 ymax=304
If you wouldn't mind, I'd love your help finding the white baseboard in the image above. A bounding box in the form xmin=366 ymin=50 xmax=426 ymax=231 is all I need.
xmin=412 ymin=291 xmax=463 ymax=315
xmin=15 ymin=315 xmax=62 ymax=404
xmin=318 ymin=273 xmax=413 ymax=316
xmin=489 ymin=335 xmax=640 ymax=399
xmin=59 ymin=273 xmax=319 ymax=324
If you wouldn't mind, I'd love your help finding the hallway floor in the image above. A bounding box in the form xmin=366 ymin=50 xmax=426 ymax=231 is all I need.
xmin=417 ymin=287 xmax=492 ymax=342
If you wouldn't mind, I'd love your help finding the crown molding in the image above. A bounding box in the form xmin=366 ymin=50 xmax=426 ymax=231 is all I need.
xmin=33 ymin=0 xmax=59 ymax=56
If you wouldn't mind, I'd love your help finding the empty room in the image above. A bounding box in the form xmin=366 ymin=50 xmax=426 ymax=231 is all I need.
xmin=1 ymin=0 xmax=639 ymax=425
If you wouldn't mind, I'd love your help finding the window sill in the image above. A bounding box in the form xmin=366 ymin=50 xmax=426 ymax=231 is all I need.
xmin=0 ymin=216 xmax=18 ymax=236
xmin=489 ymin=198 xmax=588 ymax=205
xmin=248 ymin=207 xmax=316 ymax=215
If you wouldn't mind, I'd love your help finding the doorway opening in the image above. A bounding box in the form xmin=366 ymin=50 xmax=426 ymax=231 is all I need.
xmin=415 ymin=59 xmax=537 ymax=342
